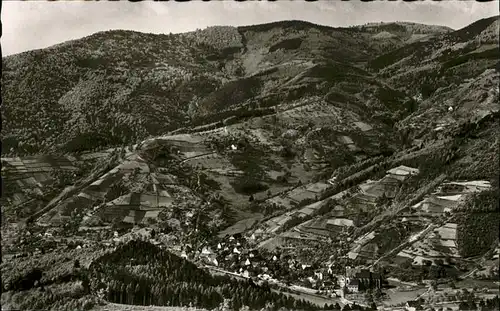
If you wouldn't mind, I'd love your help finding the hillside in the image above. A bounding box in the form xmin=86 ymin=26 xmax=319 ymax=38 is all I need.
xmin=2 ymin=20 xmax=447 ymax=156
xmin=1 ymin=17 xmax=499 ymax=311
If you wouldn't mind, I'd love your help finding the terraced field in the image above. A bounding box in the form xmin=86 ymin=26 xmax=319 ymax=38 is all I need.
xmin=349 ymin=179 xmax=493 ymax=266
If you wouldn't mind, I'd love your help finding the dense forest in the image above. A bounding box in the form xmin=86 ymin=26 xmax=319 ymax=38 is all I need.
xmin=456 ymin=189 xmax=500 ymax=258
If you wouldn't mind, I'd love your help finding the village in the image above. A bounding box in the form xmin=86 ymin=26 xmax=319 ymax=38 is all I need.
xmin=156 ymin=165 xmax=420 ymax=307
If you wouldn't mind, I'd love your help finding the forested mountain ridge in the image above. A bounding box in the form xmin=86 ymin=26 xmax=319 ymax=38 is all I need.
xmin=1 ymin=19 xmax=456 ymax=156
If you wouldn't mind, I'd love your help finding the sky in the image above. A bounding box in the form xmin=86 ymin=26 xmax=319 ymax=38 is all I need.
xmin=2 ymin=0 xmax=499 ymax=56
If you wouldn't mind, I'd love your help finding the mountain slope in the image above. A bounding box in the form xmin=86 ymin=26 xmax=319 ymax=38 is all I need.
xmin=2 ymin=20 xmax=448 ymax=156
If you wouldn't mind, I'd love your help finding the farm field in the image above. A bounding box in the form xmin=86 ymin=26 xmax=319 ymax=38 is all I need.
xmin=383 ymin=287 xmax=428 ymax=307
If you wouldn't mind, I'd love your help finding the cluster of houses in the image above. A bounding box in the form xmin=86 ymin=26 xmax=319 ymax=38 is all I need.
xmin=192 ymin=234 xmax=266 ymax=276
xmin=185 ymin=232 xmax=387 ymax=301
xmin=188 ymin=234 xmax=338 ymax=289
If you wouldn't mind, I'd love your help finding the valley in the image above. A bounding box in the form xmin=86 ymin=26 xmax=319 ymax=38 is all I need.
xmin=1 ymin=14 xmax=499 ymax=311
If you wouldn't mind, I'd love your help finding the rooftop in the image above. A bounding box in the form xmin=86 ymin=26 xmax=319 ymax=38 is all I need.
xmin=386 ymin=165 xmax=420 ymax=176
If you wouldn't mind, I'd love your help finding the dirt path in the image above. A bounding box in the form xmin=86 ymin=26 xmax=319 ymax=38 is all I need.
xmin=180 ymin=152 xmax=217 ymax=164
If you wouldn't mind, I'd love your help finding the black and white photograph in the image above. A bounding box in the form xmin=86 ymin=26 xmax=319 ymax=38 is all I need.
xmin=1 ymin=0 xmax=499 ymax=310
